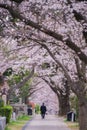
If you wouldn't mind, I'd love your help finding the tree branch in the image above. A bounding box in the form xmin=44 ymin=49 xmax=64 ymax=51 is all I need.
xmin=75 ymin=57 xmax=87 ymax=82
xmin=0 ymin=3 xmax=87 ymax=63
xmin=8 ymin=66 xmax=35 ymax=95
xmin=41 ymin=77 xmax=60 ymax=96
xmin=28 ymin=86 xmax=43 ymax=97
xmin=39 ymin=43 xmax=72 ymax=82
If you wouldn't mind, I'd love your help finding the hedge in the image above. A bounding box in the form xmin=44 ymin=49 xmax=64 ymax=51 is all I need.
xmin=0 ymin=98 xmax=4 ymax=107
xmin=0 ymin=105 xmax=12 ymax=123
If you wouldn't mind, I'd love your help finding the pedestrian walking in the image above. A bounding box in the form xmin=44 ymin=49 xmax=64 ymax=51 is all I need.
xmin=40 ymin=103 xmax=47 ymax=119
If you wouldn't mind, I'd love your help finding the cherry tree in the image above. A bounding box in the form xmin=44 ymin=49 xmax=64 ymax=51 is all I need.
xmin=0 ymin=0 xmax=87 ymax=130
xmin=40 ymin=73 xmax=70 ymax=116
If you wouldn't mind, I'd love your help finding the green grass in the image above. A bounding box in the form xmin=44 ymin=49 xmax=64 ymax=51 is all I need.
xmin=5 ymin=115 xmax=32 ymax=130
xmin=17 ymin=115 xmax=32 ymax=120
xmin=5 ymin=126 xmax=11 ymax=130
xmin=64 ymin=117 xmax=79 ymax=130
xmin=66 ymin=122 xmax=79 ymax=130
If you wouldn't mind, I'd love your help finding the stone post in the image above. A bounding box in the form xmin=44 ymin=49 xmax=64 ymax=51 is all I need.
xmin=2 ymin=95 xmax=6 ymax=106
xmin=19 ymin=98 xmax=22 ymax=104
xmin=0 ymin=117 xmax=6 ymax=130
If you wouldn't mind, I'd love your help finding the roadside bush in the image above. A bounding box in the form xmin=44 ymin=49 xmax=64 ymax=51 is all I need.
xmin=35 ymin=104 xmax=40 ymax=114
xmin=0 ymin=105 xmax=12 ymax=123
xmin=0 ymin=98 xmax=4 ymax=107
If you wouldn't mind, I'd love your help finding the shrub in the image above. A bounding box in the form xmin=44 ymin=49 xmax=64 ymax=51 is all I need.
xmin=35 ymin=104 xmax=40 ymax=114
xmin=0 ymin=98 xmax=4 ymax=107
xmin=0 ymin=105 xmax=12 ymax=123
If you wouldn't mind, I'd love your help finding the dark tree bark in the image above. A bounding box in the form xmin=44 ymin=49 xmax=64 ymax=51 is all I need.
xmin=10 ymin=0 xmax=24 ymax=4
xmin=58 ymin=79 xmax=70 ymax=116
xmin=42 ymin=77 xmax=70 ymax=116
xmin=58 ymin=94 xmax=70 ymax=116
xmin=0 ymin=73 xmax=4 ymax=87
xmin=78 ymin=97 xmax=87 ymax=130
xmin=72 ymin=59 xmax=87 ymax=130
xmin=74 ymin=87 xmax=87 ymax=130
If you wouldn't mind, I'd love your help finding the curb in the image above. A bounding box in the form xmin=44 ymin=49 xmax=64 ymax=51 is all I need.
xmin=22 ymin=115 xmax=35 ymax=130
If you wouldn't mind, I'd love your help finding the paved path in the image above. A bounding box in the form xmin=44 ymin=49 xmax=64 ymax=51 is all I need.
xmin=22 ymin=115 xmax=71 ymax=130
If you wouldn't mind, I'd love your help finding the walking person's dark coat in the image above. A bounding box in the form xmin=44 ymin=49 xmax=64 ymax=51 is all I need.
xmin=40 ymin=103 xmax=47 ymax=119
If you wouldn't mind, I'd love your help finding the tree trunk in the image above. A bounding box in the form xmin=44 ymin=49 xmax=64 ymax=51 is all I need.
xmin=58 ymin=95 xmax=70 ymax=116
xmin=78 ymin=98 xmax=87 ymax=130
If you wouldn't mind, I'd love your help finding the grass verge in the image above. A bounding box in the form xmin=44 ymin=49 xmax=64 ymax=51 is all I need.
xmin=66 ymin=121 xmax=79 ymax=130
xmin=64 ymin=117 xmax=79 ymax=130
xmin=5 ymin=115 xmax=32 ymax=130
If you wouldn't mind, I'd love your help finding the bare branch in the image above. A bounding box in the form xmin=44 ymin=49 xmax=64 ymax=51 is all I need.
xmin=28 ymin=86 xmax=43 ymax=97
xmin=75 ymin=57 xmax=87 ymax=82
xmin=39 ymin=43 xmax=72 ymax=82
